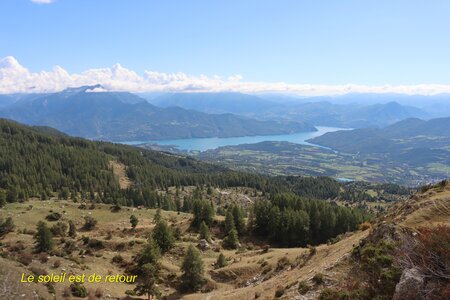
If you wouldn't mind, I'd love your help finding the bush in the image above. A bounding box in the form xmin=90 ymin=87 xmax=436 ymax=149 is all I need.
xmin=276 ymin=256 xmax=290 ymax=271
xmin=51 ymin=221 xmax=68 ymax=237
xmin=112 ymin=254 xmax=124 ymax=264
xmin=298 ymin=280 xmax=310 ymax=294
xmin=46 ymin=212 xmax=62 ymax=221
xmin=38 ymin=252 xmax=49 ymax=263
xmin=359 ymin=222 xmax=372 ymax=231
xmin=87 ymin=239 xmax=104 ymax=249
xmin=83 ymin=216 xmax=97 ymax=230
xmin=53 ymin=259 xmax=61 ymax=268
xmin=312 ymin=273 xmax=324 ymax=285
xmin=70 ymin=282 xmax=88 ymax=298
xmin=18 ymin=253 xmax=33 ymax=266
xmin=0 ymin=217 xmax=15 ymax=237
xmin=274 ymin=286 xmax=285 ymax=298
xmin=354 ymin=240 xmax=401 ymax=297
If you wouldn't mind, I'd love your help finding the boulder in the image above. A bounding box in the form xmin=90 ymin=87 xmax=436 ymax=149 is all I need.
xmin=197 ymin=239 xmax=210 ymax=251
xmin=393 ymin=268 xmax=424 ymax=300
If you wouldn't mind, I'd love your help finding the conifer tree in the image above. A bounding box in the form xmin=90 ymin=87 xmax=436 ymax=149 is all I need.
xmin=130 ymin=214 xmax=138 ymax=229
xmin=232 ymin=205 xmax=245 ymax=235
xmin=68 ymin=220 xmax=77 ymax=238
xmin=134 ymin=236 xmax=161 ymax=300
xmin=224 ymin=210 xmax=235 ymax=233
xmin=34 ymin=221 xmax=54 ymax=253
xmin=153 ymin=208 xmax=162 ymax=224
xmin=199 ymin=221 xmax=210 ymax=242
xmin=215 ymin=253 xmax=227 ymax=269
xmin=152 ymin=219 xmax=175 ymax=253
xmin=180 ymin=244 xmax=205 ymax=292
xmin=223 ymin=228 xmax=239 ymax=249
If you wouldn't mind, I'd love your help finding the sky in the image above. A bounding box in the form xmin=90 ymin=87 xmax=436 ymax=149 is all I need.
xmin=1 ymin=0 xmax=450 ymax=95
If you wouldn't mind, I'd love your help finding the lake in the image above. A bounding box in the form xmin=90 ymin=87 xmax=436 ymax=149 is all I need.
xmin=122 ymin=126 xmax=349 ymax=152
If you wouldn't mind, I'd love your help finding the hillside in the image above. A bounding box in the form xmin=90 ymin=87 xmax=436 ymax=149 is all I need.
xmin=0 ymin=87 xmax=315 ymax=141
xmin=0 ymin=120 xmax=378 ymax=300
xmin=309 ymin=117 xmax=450 ymax=154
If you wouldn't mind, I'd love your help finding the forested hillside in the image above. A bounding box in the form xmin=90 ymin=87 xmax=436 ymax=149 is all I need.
xmin=0 ymin=119 xmax=372 ymax=247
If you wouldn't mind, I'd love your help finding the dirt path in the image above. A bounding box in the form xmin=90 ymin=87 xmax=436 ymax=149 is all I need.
xmin=110 ymin=160 xmax=132 ymax=189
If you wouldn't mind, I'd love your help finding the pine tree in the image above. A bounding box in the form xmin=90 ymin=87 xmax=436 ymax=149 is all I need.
xmin=34 ymin=221 xmax=54 ymax=253
xmin=130 ymin=214 xmax=138 ymax=229
xmin=153 ymin=208 xmax=162 ymax=224
xmin=232 ymin=205 xmax=245 ymax=236
xmin=152 ymin=220 xmax=175 ymax=253
xmin=137 ymin=236 xmax=161 ymax=266
xmin=134 ymin=237 xmax=161 ymax=300
xmin=215 ymin=253 xmax=227 ymax=269
xmin=199 ymin=221 xmax=210 ymax=242
xmin=224 ymin=209 xmax=235 ymax=233
xmin=223 ymin=228 xmax=239 ymax=249
xmin=68 ymin=220 xmax=77 ymax=238
xmin=180 ymin=244 xmax=205 ymax=292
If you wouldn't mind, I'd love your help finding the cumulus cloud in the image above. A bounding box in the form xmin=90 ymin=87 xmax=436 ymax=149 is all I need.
xmin=1 ymin=56 xmax=450 ymax=96
xmin=31 ymin=0 xmax=54 ymax=4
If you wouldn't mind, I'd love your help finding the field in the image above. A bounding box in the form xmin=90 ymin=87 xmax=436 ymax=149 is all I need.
xmin=196 ymin=141 xmax=449 ymax=186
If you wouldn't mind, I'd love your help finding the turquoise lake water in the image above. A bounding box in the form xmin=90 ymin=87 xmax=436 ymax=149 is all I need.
xmin=122 ymin=126 xmax=349 ymax=152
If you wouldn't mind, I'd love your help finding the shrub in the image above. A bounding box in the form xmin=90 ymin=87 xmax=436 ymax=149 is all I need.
xmin=359 ymin=222 xmax=372 ymax=231
xmin=308 ymin=245 xmax=317 ymax=256
xmin=112 ymin=254 xmax=124 ymax=264
xmin=298 ymin=280 xmax=310 ymax=294
xmin=51 ymin=221 xmax=68 ymax=237
xmin=0 ymin=217 xmax=15 ymax=237
xmin=354 ymin=240 xmax=401 ymax=297
xmin=70 ymin=282 xmax=88 ymax=298
xmin=312 ymin=273 xmax=324 ymax=285
xmin=37 ymin=252 xmax=49 ymax=263
xmin=83 ymin=216 xmax=97 ymax=230
xmin=274 ymin=286 xmax=285 ymax=298
xmin=53 ymin=259 xmax=61 ymax=268
xmin=87 ymin=239 xmax=104 ymax=249
xmin=18 ymin=253 xmax=33 ymax=266
xmin=45 ymin=212 xmax=62 ymax=221
xmin=276 ymin=256 xmax=290 ymax=271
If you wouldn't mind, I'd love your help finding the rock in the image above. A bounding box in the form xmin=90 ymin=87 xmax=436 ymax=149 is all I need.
xmin=197 ymin=239 xmax=210 ymax=251
xmin=393 ymin=268 xmax=424 ymax=300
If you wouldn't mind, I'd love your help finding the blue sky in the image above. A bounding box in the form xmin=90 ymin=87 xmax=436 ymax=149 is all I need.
xmin=1 ymin=0 xmax=450 ymax=94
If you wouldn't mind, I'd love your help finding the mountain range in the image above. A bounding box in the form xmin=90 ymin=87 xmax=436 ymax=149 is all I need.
xmin=0 ymin=86 xmax=315 ymax=141
xmin=148 ymin=92 xmax=434 ymax=128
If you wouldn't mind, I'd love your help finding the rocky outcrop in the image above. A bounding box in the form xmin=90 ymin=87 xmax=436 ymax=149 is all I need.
xmin=393 ymin=268 xmax=424 ymax=300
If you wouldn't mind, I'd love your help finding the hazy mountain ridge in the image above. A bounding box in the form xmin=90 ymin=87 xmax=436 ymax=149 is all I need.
xmin=0 ymin=87 xmax=315 ymax=141
xmin=146 ymin=92 xmax=434 ymax=127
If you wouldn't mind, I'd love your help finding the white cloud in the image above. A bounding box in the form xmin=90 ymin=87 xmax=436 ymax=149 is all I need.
xmin=31 ymin=0 xmax=54 ymax=4
xmin=1 ymin=56 xmax=450 ymax=96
